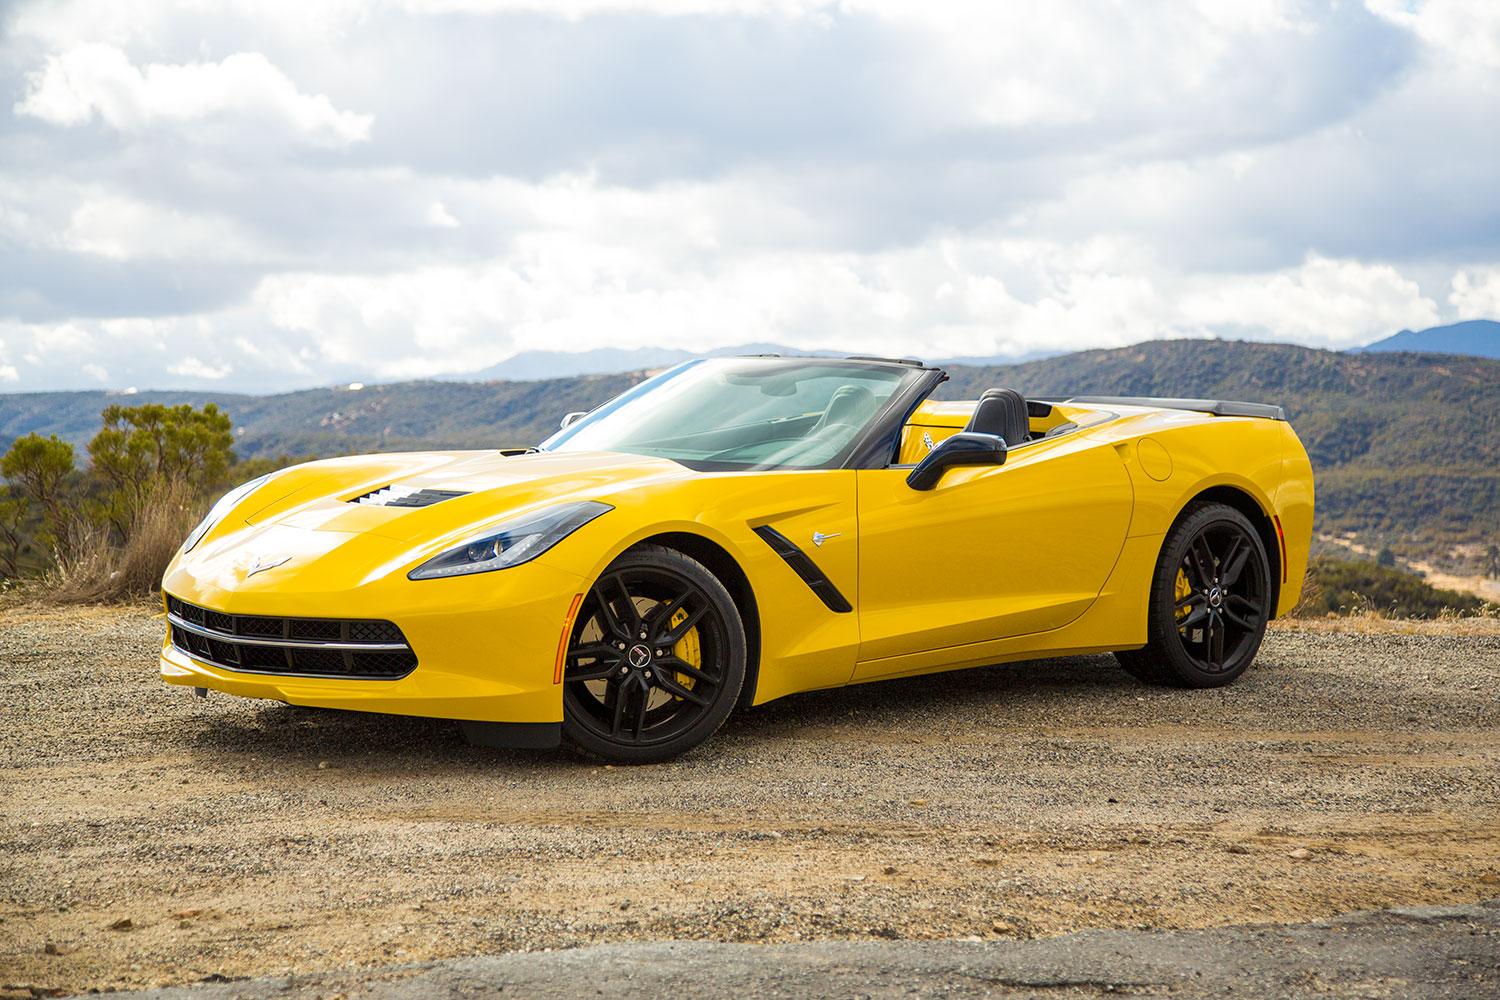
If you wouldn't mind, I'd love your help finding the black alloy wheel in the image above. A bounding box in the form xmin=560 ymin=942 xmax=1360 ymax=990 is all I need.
xmin=1117 ymin=501 xmax=1273 ymax=688
xmin=562 ymin=544 xmax=746 ymax=763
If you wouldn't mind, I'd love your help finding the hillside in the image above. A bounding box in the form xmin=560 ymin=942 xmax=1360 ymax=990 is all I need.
xmin=449 ymin=343 xmax=845 ymax=382
xmin=1358 ymin=319 xmax=1500 ymax=358
xmin=447 ymin=342 xmax=1038 ymax=382
xmin=3 ymin=340 xmax=1496 ymax=574
xmin=938 ymin=341 xmax=1499 ymax=573
xmin=0 ymin=375 xmax=643 ymax=460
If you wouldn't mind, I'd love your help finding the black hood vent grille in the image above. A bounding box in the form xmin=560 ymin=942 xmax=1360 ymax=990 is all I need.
xmin=349 ymin=485 xmax=469 ymax=508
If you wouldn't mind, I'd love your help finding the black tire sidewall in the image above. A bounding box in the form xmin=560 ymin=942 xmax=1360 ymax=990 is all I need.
xmin=1146 ymin=503 xmax=1272 ymax=688
xmin=562 ymin=544 xmax=747 ymax=763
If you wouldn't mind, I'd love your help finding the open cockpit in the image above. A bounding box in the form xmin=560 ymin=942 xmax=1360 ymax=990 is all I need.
xmin=895 ymin=390 xmax=1112 ymax=465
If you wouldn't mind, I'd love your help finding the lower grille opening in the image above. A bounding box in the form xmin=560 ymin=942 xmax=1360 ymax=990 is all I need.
xmin=166 ymin=595 xmax=417 ymax=680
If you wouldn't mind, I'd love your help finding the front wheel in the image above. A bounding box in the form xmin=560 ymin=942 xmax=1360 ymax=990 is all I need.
xmin=1116 ymin=501 xmax=1273 ymax=688
xmin=561 ymin=545 xmax=746 ymax=763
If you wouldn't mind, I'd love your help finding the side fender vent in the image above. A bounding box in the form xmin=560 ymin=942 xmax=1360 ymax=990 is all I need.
xmin=349 ymin=485 xmax=469 ymax=508
xmin=752 ymin=525 xmax=853 ymax=614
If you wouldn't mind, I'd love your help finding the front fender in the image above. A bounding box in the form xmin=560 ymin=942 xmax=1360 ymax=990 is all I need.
xmin=535 ymin=470 xmax=864 ymax=704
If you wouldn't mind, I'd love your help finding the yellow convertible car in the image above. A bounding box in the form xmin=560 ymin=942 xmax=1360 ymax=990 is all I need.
xmin=161 ymin=356 xmax=1314 ymax=762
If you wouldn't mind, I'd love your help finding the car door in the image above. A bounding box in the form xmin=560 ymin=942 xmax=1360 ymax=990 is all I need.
xmin=853 ymin=432 xmax=1132 ymax=677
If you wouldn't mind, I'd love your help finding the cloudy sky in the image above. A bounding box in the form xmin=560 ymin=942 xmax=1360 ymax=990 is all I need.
xmin=1 ymin=0 xmax=1497 ymax=392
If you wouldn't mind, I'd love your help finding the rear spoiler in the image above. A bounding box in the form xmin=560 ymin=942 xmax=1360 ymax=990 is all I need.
xmin=1045 ymin=395 xmax=1287 ymax=422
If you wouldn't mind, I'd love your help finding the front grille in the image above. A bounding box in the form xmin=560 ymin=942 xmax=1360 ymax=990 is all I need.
xmin=165 ymin=595 xmax=417 ymax=679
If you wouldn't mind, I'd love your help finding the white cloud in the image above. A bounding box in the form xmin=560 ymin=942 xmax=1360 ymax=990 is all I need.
xmin=425 ymin=202 xmax=460 ymax=229
xmin=14 ymin=45 xmax=372 ymax=147
xmin=244 ymin=238 xmax=1443 ymax=379
xmin=1179 ymin=256 xmax=1440 ymax=348
xmin=0 ymin=0 xmax=1495 ymax=392
xmin=1449 ymin=268 xmax=1500 ymax=318
xmin=64 ymin=195 xmax=265 ymax=261
xmin=1367 ymin=0 xmax=1500 ymax=69
xmin=0 ymin=339 xmax=17 ymax=383
xmin=29 ymin=323 xmax=96 ymax=358
xmin=82 ymin=362 xmax=109 ymax=381
xmin=166 ymin=357 xmax=233 ymax=379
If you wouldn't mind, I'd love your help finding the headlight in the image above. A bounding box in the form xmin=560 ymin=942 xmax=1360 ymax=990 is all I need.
xmin=182 ymin=474 xmax=271 ymax=553
xmin=408 ymin=501 xmax=612 ymax=580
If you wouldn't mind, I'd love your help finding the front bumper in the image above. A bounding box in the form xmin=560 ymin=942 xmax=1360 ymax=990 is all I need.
xmin=160 ymin=531 xmax=588 ymax=726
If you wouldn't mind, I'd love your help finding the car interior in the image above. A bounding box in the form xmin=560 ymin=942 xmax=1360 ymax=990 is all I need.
xmin=894 ymin=388 xmax=1093 ymax=466
xmin=585 ymin=381 xmax=1100 ymax=469
xmin=550 ymin=358 xmax=1109 ymax=470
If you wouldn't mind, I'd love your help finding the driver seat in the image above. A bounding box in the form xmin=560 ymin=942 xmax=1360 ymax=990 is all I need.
xmin=813 ymin=384 xmax=876 ymax=431
xmin=965 ymin=388 xmax=1029 ymax=446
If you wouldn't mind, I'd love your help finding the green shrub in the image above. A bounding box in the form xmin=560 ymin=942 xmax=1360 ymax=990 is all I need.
xmin=1295 ymin=556 xmax=1487 ymax=618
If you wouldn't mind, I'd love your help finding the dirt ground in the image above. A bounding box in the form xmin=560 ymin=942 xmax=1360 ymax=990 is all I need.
xmin=2 ymin=604 xmax=1498 ymax=996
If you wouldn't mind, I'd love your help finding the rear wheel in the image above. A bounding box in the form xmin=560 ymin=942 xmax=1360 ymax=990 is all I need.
xmin=561 ymin=545 xmax=746 ymax=763
xmin=1116 ymin=502 xmax=1272 ymax=688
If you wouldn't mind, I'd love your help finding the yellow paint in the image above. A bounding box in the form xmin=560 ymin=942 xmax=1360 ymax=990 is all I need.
xmin=161 ymin=395 xmax=1313 ymax=725
xmin=1137 ymin=437 xmax=1172 ymax=481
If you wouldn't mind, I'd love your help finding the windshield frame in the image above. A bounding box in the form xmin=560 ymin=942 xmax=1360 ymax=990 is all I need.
xmin=539 ymin=357 xmax=946 ymax=472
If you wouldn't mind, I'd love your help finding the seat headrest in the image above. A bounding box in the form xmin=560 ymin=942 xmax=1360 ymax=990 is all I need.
xmin=818 ymin=384 xmax=876 ymax=428
xmin=965 ymin=387 xmax=1029 ymax=446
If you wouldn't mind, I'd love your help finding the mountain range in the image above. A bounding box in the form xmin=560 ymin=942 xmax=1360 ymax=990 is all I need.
xmin=446 ymin=343 xmax=1056 ymax=382
xmin=437 ymin=319 xmax=1497 ymax=382
xmin=1356 ymin=319 xmax=1500 ymax=358
xmin=2 ymin=338 xmax=1495 ymax=578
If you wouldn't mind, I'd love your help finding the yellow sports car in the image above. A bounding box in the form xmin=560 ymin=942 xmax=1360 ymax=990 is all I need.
xmin=161 ymin=356 xmax=1314 ymax=762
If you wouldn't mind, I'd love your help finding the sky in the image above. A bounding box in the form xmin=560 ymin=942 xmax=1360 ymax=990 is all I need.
xmin=1 ymin=0 xmax=1498 ymax=393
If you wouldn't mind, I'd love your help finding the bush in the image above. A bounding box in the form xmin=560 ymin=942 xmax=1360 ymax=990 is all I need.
xmin=1294 ymin=556 xmax=1488 ymax=619
xmin=1 ymin=401 xmax=240 ymax=598
xmin=43 ymin=479 xmax=204 ymax=604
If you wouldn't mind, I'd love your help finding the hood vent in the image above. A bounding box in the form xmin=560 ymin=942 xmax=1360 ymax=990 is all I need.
xmin=349 ymin=485 xmax=469 ymax=508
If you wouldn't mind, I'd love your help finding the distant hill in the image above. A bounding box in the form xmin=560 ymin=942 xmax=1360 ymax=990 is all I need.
xmin=1357 ymin=319 xmax=1500 ymax=358
xmin=938 ymin=341 xmax=1499 ymax=575
xmin=2 ymin=340 xmax=1496 ymax=576
xmin=450 ymin=343 xmax=848 ymax=382
xmin=445 ymin=342 xmax=1047 ymax=381
xmin=0 ymin=376 xmax=648 ymax=462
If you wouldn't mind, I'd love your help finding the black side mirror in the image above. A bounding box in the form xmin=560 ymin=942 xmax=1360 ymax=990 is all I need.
xmin=906 ymin=432 xmax=1007 ymax=490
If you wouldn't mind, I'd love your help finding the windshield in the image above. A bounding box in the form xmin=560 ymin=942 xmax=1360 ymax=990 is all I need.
xmin=541 ymin=358 xmax=923 ymax=470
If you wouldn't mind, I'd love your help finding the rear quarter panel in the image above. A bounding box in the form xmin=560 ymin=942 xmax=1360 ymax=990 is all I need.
xmin=1274 ymin=423 xmax=1315 ymax=612
xmin=1084 ymin=408 xmax=1307 ymax=617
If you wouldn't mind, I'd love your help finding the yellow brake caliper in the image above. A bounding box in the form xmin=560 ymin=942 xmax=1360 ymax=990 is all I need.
xmin=668 ymin=606 xmax=701 ymax=695
xmin=1174 ymin=568 xmax=1193 ymax=622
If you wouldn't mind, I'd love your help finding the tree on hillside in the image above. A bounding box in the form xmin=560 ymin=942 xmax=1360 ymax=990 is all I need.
xmin=0 ymin=486 xmax=27 ymax=578
xmin=0 ymin=433 xmax=76 ymax=555
xmin=87 ymin=403 xmax=235 ymax=537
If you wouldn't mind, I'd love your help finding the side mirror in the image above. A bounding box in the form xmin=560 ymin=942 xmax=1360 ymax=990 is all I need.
xmin=906 ymin=432 xmax=1007 ymax=490
xmin=559 ymin=411 xmax=588 ymax=430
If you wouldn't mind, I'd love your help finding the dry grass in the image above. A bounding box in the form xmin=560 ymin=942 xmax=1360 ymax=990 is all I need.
xmin=1272 ymin=609 xmax=1500 ymax=636
xmin=40 ymin=479 xmax=202 ymax=604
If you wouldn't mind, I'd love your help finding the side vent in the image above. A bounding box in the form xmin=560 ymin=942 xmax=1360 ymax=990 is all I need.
xmin=752 ymin=525 xmax=853 ymax=614
xmin=349 ymin=485 xmax=469 ymax=508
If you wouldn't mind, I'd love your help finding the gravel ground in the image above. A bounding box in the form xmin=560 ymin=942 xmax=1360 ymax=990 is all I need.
xmin=115 ymin=901 xmax=1500 ymax=1000
xmin=2 ymin=605 xmax=1498 ymax=996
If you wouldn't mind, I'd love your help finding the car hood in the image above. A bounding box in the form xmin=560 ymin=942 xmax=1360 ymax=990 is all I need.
xmin=241 ymin=449 xmax=691 ymax=543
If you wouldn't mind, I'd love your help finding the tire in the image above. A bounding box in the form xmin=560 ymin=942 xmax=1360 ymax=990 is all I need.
xmin=1116 ymin=501 xmax=1273 ymax=688
xmin=561 ymin=544 xmax=746 ymax=763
